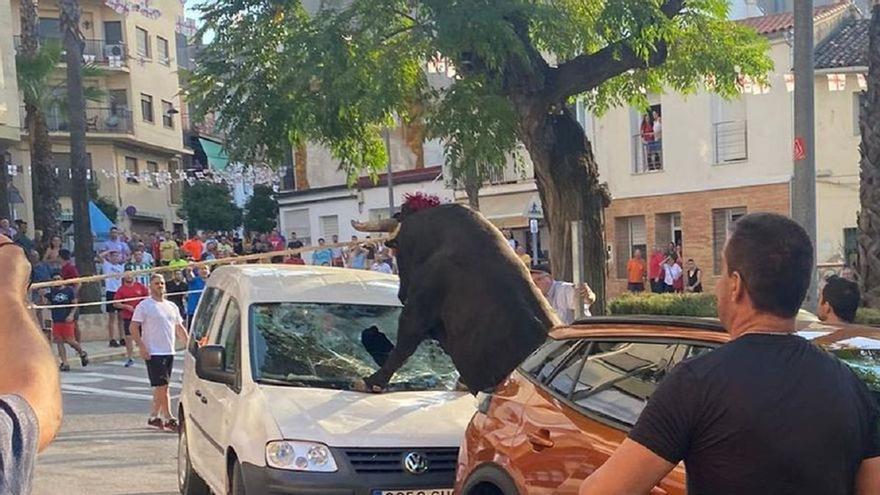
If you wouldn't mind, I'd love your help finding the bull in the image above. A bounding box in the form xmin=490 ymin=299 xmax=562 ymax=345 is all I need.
xmin=353 ymin=194 xmax=559 ymax=394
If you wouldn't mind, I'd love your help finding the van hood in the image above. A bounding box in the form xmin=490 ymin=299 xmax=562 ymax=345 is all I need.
xmin=259 ymin=386 xmax=474 ymax=448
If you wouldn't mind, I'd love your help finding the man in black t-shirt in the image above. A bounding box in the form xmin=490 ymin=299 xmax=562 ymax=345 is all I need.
xmin=165 ymin=270 xmax=188 ymax=319
xmin=580 ymin=213 xmax=880 ymax=495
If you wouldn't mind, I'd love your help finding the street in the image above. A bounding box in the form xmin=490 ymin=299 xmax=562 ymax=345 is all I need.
xmin=33 ymin=354 xmax=184 ymax=495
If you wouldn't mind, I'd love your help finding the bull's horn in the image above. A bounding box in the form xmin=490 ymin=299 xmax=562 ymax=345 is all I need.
xmin=351 ymin=218 xmax=399 ymax=233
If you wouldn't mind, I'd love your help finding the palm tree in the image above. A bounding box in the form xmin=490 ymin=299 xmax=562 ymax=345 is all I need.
xmin=60 ymin=0 xmax=97 ymax=285
xmin=859 ymin=3 xmax=880 ymax=307
xmin=18 ymin=0 xmax=60 ymax=248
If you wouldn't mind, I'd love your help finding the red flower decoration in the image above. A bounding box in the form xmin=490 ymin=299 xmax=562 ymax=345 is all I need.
xmin=402 ymin=192 xmax=441 ymax=214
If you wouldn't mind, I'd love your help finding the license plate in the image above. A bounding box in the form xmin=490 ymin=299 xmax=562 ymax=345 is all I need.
xmin=376 ymin=490 xmax=453 ymax=495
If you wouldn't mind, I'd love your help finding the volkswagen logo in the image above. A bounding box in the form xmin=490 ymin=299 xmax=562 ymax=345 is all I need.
xmin=402 ymin=451 xmax=429 ymax=474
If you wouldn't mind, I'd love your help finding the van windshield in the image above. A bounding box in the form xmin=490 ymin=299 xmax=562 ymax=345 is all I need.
xmin=250 ymin=302 xmax=459 ymax=392
xmin=830 ymin=348 xmax=880 ymax=403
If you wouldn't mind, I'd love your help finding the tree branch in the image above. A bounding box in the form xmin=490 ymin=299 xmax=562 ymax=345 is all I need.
xmin=547 ymin=0 xmax=685 ymax=102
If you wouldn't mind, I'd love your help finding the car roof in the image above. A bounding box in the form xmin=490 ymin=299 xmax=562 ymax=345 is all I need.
xmin=206 ymin=264 xmax=402 ymax=306
xmin=553 ymin=315 xmax=880 ymax=351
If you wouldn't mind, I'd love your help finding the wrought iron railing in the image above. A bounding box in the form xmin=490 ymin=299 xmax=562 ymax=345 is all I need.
xmin=632 ymin=133 xmax=663 ymax=173
xmin=13 ymin=36 xmax=128 ymax=68
xmin=21 ymin=106 xmax=134 ymax=134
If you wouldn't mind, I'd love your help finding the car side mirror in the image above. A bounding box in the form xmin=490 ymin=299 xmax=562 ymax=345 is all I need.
xmin=196 ymin=345 xmax=235 ymax=385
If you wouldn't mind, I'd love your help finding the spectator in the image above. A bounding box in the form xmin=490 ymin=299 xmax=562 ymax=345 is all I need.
xmin=661 ymin=253 xmax=683 ymax=293
xmin=136 ymin=242 xmax=154 ymax=266
xmin=103 ymin=227 xmax=131 ymax=260
xmin=312 ymin=238 xmax=333 ymax=266
xmin=0 ymin=234 xmax=63 ymax=494
xmin=114 ymin=273 xmax=149 ymax=367
xmin=0 ymin=218 xmax=16 ymax=238
xmin=818 ymin=275 xmax=860 ymax=324
xmin=648 ymin=247 xmax=665 ymax=293
xmin=168 ymin=249 xmax=188 ymax=271
xmin=29 ymin=250 xmax=52 ymax=332
xmin=46 ymin=273 xmax=89 ymax=372
xmin=42 ymin=235 xmax=63 ymax=267
xmin=516 ymin=245 xmax=532 ymax=267
xmin=59 ymin=249 xmax=79 ymax=281
xmin=286 ymin=232 xmax=299 ymax=249
xmin=126 ymin=232 xmax=141 ymax=256
xmin=627 ymin=249 xmax=647 ymax=292
xmin=284 ymin=252 xmax=306 ymax=265
xmin=126 ymin=249 xmax=153 ymax=287
xmin=201 ymin=241 xmax=218 ymax=261
xmin=165 ymin=270 xmax=188 ymax=320
xmin=685 ymin=258 xmax=703 ymax=293
xmin=159 ymin=233 xmax=177 ymax=266
xmin=640 ymin=113 xmax=654 ymax=143
xmin=347 ymin=242 xmax=367 ymax=270
xmin=99 ymin=250 xmax=126 ymax=347
xmin=13 ymin=220 xmax=34 ymax=254
xmin=330 ymin=234 xmax=345 ymax=267
xmin=182 ymin=232 xmax=204 ymax=262
xmin=217 ymin=237 xmax=234 ymax=258
xmin=233 ymin=234 xmax=244 ymax=256
xmin=185 ymin=266 xmax=209 ymax=328
xmin=530 ymin=265 xmax=595 ymax=324
xmin=268 ymin=228 xmax=286 ymax=251
xmin=502 ymin=229 xmax=516 ymax=250
xmin=371 ymin=254 xmax=393 ymax=274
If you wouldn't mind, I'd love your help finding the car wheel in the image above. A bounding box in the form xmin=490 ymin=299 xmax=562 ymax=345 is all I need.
xmin=178 ymin=417 xmax=210 ymax=495
xmin=462 ymin=466 xmax=520 ymax=495
xmin=230 ymin=460 xmax=246 ymax=495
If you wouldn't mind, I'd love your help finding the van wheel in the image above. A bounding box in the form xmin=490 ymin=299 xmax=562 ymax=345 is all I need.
xmin=178 ymin=418 xmax=209 ymax=495
xmin=230 ymin=461 xmax=246 ymax=495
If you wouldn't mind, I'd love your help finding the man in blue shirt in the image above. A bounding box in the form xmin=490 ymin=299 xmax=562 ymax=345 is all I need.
xmin=186 ymin=266 xmax=210 ymax=327
xmin=312 ymin=238 xmax=333 ymax=266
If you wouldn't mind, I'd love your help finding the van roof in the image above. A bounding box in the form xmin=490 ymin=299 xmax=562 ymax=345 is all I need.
xmin=205 ymin=265 xmax=401 ymax=306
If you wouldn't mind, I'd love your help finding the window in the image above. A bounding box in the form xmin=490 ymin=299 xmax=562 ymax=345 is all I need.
xmin=146 ymin=161 xmax=159 ymax=188
xmin=215 ymin=298 xmax=241 ymax=377
xmin=282 ymin=209 xmax=311 ymax=246
xmin=632 ymin=104 xmax=663 ymax=173
xmin=854 ymin=93 xmax=866 ymax=136
xmin=125 ymin=156 xmax=138 ymax=183
xmin=712 ymin=95 xmax=748 ymax=163
xmin=109 ymin=89 xmax=128 ymax=116
xmin=844 ymin=227 xmax=858 ymax=269
xmin=655 ymin=212 xmax=682 ymax=253
xmin=615 ymin=216 xmax=647 ymax=279
xmin=161 ymin=100 xmax=174 ymax=128
xmin=188 ymin=287 xmax=225 ymax=356
xmin=157 ymin=36 xmax=170 ymax=65
xmin=712 ymin=207 xmax=747 ymax=274
xmin=169 ymin=160 xmax=183 ymax=204
xmin=103 ymin=21 xmax=122 ymax=44
xmin=575 ymin=98 xmax=597 ymax=151
xmin=38 ymin=18 xmax=61 ymax=39
xmin=320 ymin=215 xmax=339 ymax=238
xmin=520 ymin=339 xmax=580 ymax=383
xmin=136 ymin=27 xmax=150 ymax=58
xmin=140 ymin=94 xmax=154 ymax=123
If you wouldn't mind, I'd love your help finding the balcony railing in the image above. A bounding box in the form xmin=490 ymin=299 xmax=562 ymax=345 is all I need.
xmin=21 ymin=106 xmax=134 ymax=134
xmin=13 ymin=36 xmax=128 ymax=68
xmin=632 ymin=133 xmax=663 ymax=173
xmin=713 ymin=120 xmax=748 ymax=164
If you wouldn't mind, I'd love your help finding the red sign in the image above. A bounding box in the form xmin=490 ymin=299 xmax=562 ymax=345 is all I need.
xmin=793 ymin=137 xmax=806 ymax=161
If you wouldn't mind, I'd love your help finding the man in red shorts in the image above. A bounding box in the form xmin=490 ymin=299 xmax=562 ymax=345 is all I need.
xmin=114 ymin=272 xmax=149 ymax=368
xmin=46 ymin=273 xmax=88 ymax=372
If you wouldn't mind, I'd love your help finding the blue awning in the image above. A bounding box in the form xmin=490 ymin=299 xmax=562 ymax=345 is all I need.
xmin=89 ymin=201 xmax=114 ymax=241
xmin=199 ymin=138 xmax=229 ymax=171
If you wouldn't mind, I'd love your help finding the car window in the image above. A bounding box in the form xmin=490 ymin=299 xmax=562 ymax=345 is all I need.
xmin=568 ymin=341 xmax=683 ymax=427
xmin=519 ymin=339 xmax=580 ymax=382
xmin=828 ymin=348 xmax=880 ymax=404
xmin=215 ymin=297 xmax=241 ymax=375
xmin=188 ymin=287 xmax=224 ymax=355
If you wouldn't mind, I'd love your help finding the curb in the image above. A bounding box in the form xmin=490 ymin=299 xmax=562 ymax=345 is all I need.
xmin=58 ymin=350 xmax=129 ymax=370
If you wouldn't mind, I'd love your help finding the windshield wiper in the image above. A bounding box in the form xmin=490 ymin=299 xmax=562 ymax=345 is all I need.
xmin=256 ymin=376 xmax=356 ymax=390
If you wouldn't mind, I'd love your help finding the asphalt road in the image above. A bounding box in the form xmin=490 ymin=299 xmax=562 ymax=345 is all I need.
xmin=33 ymin=354 xmax=185 ymax=495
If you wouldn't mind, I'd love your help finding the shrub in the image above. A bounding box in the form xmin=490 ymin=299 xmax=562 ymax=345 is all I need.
xmin=609 ymin=293 xmax=717 ymax=318
xmin=855 ymin=308 xmax=880 ymax=326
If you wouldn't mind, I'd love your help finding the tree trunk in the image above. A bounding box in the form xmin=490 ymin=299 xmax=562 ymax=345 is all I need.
xmin=464 ymin=165 xmax=481 ymax=210
xmin=0 ymin=145 xmax=10 ymax=220
xmin=61 ymin=0 xmax=97 ymax=300
xmin=519 ymin=107 xmax=608 ymax=314
xmin=859 ymin=3 xmax=880 ymax=308
xmin=20 ymin=0 xmax=61 ymax=247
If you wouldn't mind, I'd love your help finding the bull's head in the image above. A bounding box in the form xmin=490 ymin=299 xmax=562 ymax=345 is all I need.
xmin=351 ymin=192 xmax=441 ymax=247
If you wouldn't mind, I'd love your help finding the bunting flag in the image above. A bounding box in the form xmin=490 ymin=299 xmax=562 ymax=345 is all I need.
xmin=858 ymin=74 xmax=868 ymax=91
xmin=784 ymin=73 xmax=795 ymax=92
xmin=752 ymin=80 xmax=770 ymax=95
xmin=827 ymin=73 xmax=846 ymax=92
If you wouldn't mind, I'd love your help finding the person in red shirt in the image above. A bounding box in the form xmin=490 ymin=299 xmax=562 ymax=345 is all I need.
xmin=59 ymin=249 xmax=79 ymax=281
xmin=114 ymin=273 xmax=149 ymax=367
xmin=648 ymin=247 xmax=665 ymax=293
xmin=284 ymin=253 xmax=306 ymax=265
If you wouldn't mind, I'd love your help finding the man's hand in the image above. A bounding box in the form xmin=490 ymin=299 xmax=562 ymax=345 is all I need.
xmin=139 ymin=347 xmax=151 ymax=361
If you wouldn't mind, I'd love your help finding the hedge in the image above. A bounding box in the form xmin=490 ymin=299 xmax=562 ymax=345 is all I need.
xmin=609 ymin=293 xmax=880 ymax=326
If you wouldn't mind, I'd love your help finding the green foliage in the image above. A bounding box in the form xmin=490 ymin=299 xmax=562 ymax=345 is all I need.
xmin=188 ymin=0 xmax=771 ymax=180
xmin=16 ymin=40 xmax=105 ymax=115
xmin=609 ymin=292 xmax=718 ymax=317
xmin=856 ymin=308 xmax=880 ymax=326
xmin=86 ymin=180 xmax=117 ymax=222
xmin=180 ymin=182 xmax=243 ymax=232
xmin=243 ymin=184 xmax=279 ymax=233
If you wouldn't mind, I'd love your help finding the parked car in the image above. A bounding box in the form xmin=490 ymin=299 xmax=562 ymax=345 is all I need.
xmin=455 ymin=316 xmax=880 ymax=495
xmin=178 ymin=265 xmax=472 ymax=495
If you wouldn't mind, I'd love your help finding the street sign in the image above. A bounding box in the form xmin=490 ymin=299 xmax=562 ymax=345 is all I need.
xmin=529 ymin=218 xmax=539 ymax=234
xmin=524 ymin=196 xmax=544 ymax=219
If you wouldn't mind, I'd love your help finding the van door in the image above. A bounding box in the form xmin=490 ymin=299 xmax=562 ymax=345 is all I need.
xmin=193 ymin=296 xmax=243 ymax=491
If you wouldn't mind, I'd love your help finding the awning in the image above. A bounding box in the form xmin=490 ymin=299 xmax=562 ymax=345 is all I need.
xmin=199 ymin=138 xmax=229 ymax=171
xmin=471 ymin=191 xmax=538 ymax=229
xmin=63 ymin=202 xmax=114 ymax=240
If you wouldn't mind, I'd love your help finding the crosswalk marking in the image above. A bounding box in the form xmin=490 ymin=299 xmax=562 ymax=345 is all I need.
xmin=107 ymin=360 xmax=184 ymax=375
xmin=61 ymin=384 xmax=154 ymax=400
xmin=76 ymin=372 xmax=182 ymax=389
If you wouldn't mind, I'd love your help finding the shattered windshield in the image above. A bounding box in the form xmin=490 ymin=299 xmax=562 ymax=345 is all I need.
xmin=830 ymin=348 xmax=880 ymax=403
xmin=249 ymin=302 xmax=459 ymax=392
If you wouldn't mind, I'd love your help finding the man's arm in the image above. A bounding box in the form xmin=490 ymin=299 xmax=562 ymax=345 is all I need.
xmin=579 ymin=439 xmax=675 ymax=495
xmin=129 ymin=321 xmax=149 ymax=361
xmin=0 ymin=242 xmax=62 ymax=451
xmin=857 ymin=457 xmax=880 ymax=495
xmin=66 ymin=297 xmax=78 ymax=322
xmin=175 ymin=323 xmax=189 ymax=344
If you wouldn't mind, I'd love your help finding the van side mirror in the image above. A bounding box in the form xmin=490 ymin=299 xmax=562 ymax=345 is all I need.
xmin=196 ymin=345 xmax=235 ymax=385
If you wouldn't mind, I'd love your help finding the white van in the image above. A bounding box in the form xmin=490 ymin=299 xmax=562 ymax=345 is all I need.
xmin=178 ymin=265 xmax=473 ymax=495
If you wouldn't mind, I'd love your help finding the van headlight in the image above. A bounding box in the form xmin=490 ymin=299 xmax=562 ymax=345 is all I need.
xmin=266 ymin=441 xmax=338 ymax=472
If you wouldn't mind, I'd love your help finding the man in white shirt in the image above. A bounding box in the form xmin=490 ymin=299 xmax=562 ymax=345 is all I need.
xmin=530 ymin=266 xmax=595 ymax=325
xmin=131 ymin=274 xmax=189 ymax=431
xmin=100 ymin=250 xmax=126 ymax=347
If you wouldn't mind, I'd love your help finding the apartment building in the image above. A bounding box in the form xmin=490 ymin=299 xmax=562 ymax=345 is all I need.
xmin=6 ymin=0 xmax=189 ymax=235
xmin=0 ymin=0 xmax=22 ymax=217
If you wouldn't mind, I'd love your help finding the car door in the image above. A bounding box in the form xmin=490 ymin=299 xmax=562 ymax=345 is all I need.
xmin=194 ymin=295 xmax=244 ymax=492
xmin=515 ymin=338 xmax=713 ymax=494
xmin=184 ymin=287 xmax=226 ymax=475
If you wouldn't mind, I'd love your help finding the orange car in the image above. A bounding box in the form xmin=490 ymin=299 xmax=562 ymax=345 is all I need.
xmin=455 ymin=316 xmax=880 ymax=495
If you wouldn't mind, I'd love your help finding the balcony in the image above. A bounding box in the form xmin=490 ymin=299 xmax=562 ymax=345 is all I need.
xmin=13 ymin=36 xmax=128 ymax=69
xmin=713 ymin=120 xmax=748 ymax=164
xmin=21 ymin=106 xmax=134 ymax=134
xmin=632 ymin=133 xmax=663 ymax=173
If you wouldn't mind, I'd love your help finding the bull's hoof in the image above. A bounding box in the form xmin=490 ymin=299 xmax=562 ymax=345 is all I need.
xmin=353 ymin=378 xmax=385 ymax=394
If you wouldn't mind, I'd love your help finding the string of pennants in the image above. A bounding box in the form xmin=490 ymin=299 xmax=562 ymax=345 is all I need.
xmin=104 ymin=0 xmax=162 ymax=19
xmin=735 ymin=72 xmax=867 ymax=95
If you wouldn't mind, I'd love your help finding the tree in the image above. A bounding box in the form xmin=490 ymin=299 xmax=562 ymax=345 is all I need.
xmin=859 ymin=2 xmax=880 ymax=308
xmin=189 ymin=0 xmax=771 ymax=312
xmin=180 ymin=182 xmax=243 ymax=232
xmin=88 ymin=181 xmax=117 ymax=222
xmin=244 ymin=184 xmax=279 ymax=233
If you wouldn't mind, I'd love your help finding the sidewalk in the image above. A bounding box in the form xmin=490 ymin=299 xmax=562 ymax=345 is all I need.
xmin=52 ymin=340 xmax=129 ymax=368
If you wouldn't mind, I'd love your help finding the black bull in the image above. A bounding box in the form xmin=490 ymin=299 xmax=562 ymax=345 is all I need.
xmin=356 ymin=204 xmax=559 ymax=394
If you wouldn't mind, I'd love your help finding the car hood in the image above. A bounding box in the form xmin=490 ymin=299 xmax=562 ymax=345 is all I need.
xmin=259 ymin=386 xmax=474 ymax=448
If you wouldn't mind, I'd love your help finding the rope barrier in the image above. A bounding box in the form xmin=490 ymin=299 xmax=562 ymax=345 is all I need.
xmin=29 ymin=236 xmax=393 ymax=291
xmin=29 ymin=290 xmax=201 ymax=310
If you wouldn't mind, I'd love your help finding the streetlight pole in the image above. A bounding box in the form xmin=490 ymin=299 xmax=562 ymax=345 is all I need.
xmin=383 ymin=127 xmax=395 ymax=218
xmin=792 ymin=0 xmax=818 ymax=310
